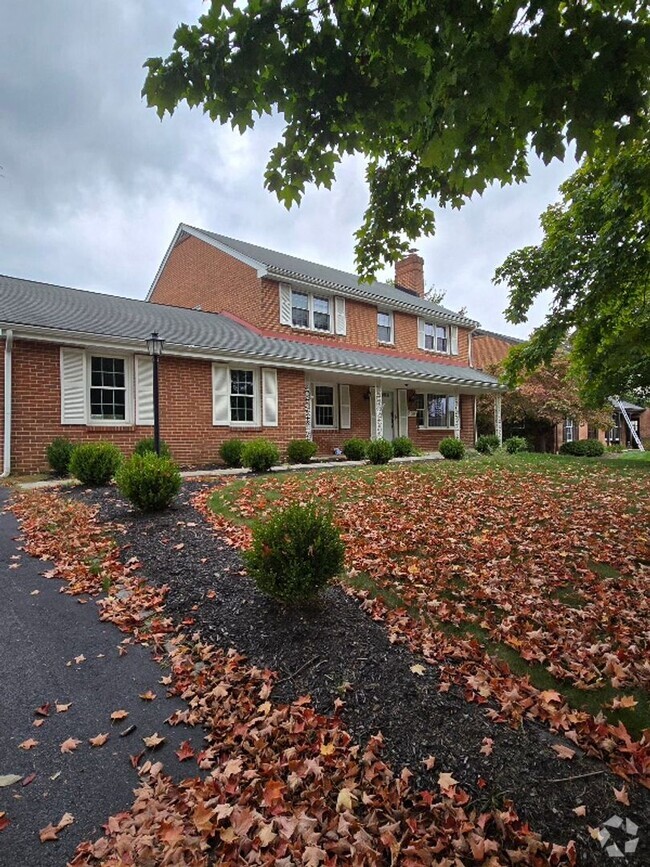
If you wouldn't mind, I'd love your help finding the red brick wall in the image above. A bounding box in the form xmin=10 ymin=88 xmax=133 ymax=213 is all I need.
xmin=150 ymin=235 xmax=263 ymax=324
xmin=472 ymin=333 xmax=517 ymax=370
xmin=312 ymin=384 xmax=371 ymax=455
xmin=2 ymin=339 xmax=308 ymax=474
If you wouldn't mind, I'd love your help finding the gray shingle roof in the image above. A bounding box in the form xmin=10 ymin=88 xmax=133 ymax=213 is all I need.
xmin=184 ymin=224 xmax=478 ymax=327
xmin=0 ymin=274 xmax=501 ymax=389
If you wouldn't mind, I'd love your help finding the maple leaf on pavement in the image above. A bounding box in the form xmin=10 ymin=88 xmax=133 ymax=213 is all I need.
xmin=55 ymin=702 xmax=72 ymax=713
xmin=18 ymin=739 xmax=39 ymax=750
xmin=110 ymin=709 xmax=129 ymax=721
xmin=139 ymin=690 xmax=156 ymax=701
xmin=39 ymin=824 xmax=59 ymax=843
xmin=175 ymin=740 xmax=195 ymax=762
xmin=142 ymin=733 xmax=165 ymax=749
xmin=60 ymin=737 xmax=81 ymax=754
xmin=89 ymin=733 xmax=109 ymax=747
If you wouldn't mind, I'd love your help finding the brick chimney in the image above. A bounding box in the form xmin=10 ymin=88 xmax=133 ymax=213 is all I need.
xmin=395 ymin=250 xmax=424 ymax=297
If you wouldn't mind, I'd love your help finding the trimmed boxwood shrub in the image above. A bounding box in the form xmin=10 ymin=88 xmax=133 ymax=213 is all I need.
xmin=286 ymin=439 xmax=318 ymax=464
xmin=475 ymin=434 xmax=501 ymax=454
xmin=504 ymin=436 xmax=528 ymax=454
xmin=46 ymin=437 xmax=74 ymax=476
xmin=559 ymin=439 xmax=605 ymax=457
xmin=69 ymin=442 xmax=122 ymax=486
xmin=116 ymin=453 xmax=182 ymax=511
xmin=241 ymin=438 xmax=280 ymax=473
xmin=244 ymin=503 xmax=345 ymax=603
xmin=391 ymin=436 xmax=415 ymax=457
xmin=439 ymin=437 xmax=465 ymax=460
xmin=342 ymin=438 xmax=368 ymax=461
xmin=219 ymin=438 xmax=244 ymax=468
xmin=367 ymin=438 xmax=394 ymax=464
xmin=133 ymin=437 xmax=171 ymax=459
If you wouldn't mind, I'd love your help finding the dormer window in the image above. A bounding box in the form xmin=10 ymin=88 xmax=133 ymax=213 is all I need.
xmin=291 ymin=290 xmax=331 ymax=332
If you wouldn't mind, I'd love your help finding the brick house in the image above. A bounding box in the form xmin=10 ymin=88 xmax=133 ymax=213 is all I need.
xmin=0 ymin=224 xmax=504 ymax=474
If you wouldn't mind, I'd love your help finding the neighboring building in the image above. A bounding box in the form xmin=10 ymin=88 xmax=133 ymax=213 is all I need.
xmin=0 ymin=224 xmax=504 ymax=474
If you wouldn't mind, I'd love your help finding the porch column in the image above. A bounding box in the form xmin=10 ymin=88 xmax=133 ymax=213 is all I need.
xmin=373 ymin=385 xmax=383 ymax=440
xmin=494 ymin=393 xmax=503 ymax=443
xmin=305 ymin=385 xmax=313 ymax=441
xmin=453 ymin=393 xmax=461 ymax=440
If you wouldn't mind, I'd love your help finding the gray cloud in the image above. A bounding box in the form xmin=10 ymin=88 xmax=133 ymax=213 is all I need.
xmin=1 ymin=2 xmax=576 ymax=337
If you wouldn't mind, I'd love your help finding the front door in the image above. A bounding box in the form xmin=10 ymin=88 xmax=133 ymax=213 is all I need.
xmin=382 ymin=391 xmax=395 ymax=441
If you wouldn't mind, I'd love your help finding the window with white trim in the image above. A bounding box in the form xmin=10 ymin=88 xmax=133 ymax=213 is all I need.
xmin=314 ymin=385 xmax=335 ymax=428
xmin=422 ymin=321 xmax=449 ymax=353
xmin=291 ymin=290 xmax=331 ymax=332
xmin=415 ymin=394 xmax=455 ymax=428
xmin=230 ymin=369 xmax=255 ymax=423
xmin=564 ymin=418 xmax=576 ymax=443
xmin=90 ymin=356 xmax=127 ymax=421
xmin=377 ymin=310 xmax=393 ymax=343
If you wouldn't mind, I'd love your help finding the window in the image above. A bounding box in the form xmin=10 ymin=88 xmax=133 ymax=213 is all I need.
xmin=291 ymin=290 xmax=331 ymax=332
xmin=377 ymin=311 xmax=393 ymax=343
xmin=436 ymin=325 xmax=448 ymax=353
xmin=421 ymin=320 xmax=450 ymax=353
xmin=423 ymin=321 xmax=435 ymax=351
xmin=90 ymin=356 xmax=126 ymax=421
xmin=230 ymin=369 xmax=255 ymax=423
xmin=564 ymin=418 xmax=575 ymax=443
xmin=314 ymin=385 xmax=335 ymax=427
xmin=415 ymin=393 xmax=455 ymax=428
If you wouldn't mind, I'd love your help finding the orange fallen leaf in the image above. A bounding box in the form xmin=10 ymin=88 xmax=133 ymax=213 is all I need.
xmin=60 ymin=737 xmax=81 ymax=754
xmin=422 ymin=755 xmax=436 ymax=770
xmin=55 ymin=702 xmax=72 ymax=713
xmin=56 ymin=812 xmax=74 ymax=830
xmin=480 ymin=737 xmax=494 ymax=756
xmin=89 ymin=733 xmax=109 ymax=748
xmin=410 ymin=664 xmax=426 ymax=676
xmin=573 ymin=805 xmax=586 ymax=817
xmin=613 ymin=786 xmax=630 ymax=806
xmin=142 ymin=733 xmax=165 ymax=749
xmin=551 ymin=744 xmax=575 ymax=760
xmin=39 ymin=823 xmax=59 ymax=843
xmin=320 ymin=743 xmax=335 ymax=756
xmin=32 ymin=720 xmax=44 ymax=728
xmin=438 ymin=772 xmax=458 ymax=791
xmin=74 ymin=655 xmax=86 ymax=665
xmin=175 ymin=740 xmax=195 ymax=762
xmin=19 ymin=739 xmax=39 ymax=750
xmin=110 ymin=709 xmax=129 ymax=721
xmin=139 ymin=690 xmax=156 ymax=701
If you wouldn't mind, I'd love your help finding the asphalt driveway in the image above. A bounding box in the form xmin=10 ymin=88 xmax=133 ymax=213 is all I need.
xmin=0 ymin=489 xmax=200 ymax=866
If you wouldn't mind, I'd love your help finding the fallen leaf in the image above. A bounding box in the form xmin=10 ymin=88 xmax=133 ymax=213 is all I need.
xmin=139 ymin=690 xmax=156 ymax=701
xmin=56 ymin=812 xmax=74 ymax=830
xmin=22 ymin=773 xmax=36 ymax=787
xmin=320 ymin=743 xmax=335 ymax=756
xmin=336 ymin=788 xmax=355 ymax=812
xmin=19 ymin=739 xmax=39 ymax=750
xmin=60 ymin=737 xmax=81 ymax=754
xmin=422 ymin=755 xmax=436 ymax=770
xmin=74 ymin=655 xmax=86 ymax=665
xmin=55 ymin=702 xmax=72 ymax=713
xmin=0 ymin=775 xmax=22 ymax=787
xmin=89 ymin=733 xmax=109 ymax=748
xmin=573 ymin=805 xmax=586 ymax=817
xmin=438 ymin=772 xmax=458 ymax=791
xmin=110 ymin=709 xmax=129 ymax=722
xmin=480 ymin=737 xmax=494 ymax=756
xmin=32 ymin=719 xmax=44 ymax=728
xmin=175 ymin=740 xmax=195 ymax=762
xmin=35 ymin=703 xmax=50 ymax=717
xmin=142 ymin=733 xmax=165 ymax=749
xmin=551 ymin=744 xmax=575 ymax=760
xmin=0 ymin=813 xmax=8 ymax=833
xmin=613 ymin=786 xmax=630 ymax=806
xmin=410 ymin=664 xmax=426 ymax=676
xmin=39 ymin=823 xmax=59 ymax=843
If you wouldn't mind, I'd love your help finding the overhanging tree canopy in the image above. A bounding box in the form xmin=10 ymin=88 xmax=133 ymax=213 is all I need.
xmin=143 ymin=1 xmax=649 ymax=274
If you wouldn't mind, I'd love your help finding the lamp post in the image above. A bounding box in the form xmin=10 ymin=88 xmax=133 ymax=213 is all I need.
xmin=146 ymin=331 xmax=164 ymax=455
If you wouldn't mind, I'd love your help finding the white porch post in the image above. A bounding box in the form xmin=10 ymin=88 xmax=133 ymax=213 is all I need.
xmin=494 ymin=393 xmax=503 ymax=443
xmin=373 ymin=385 xmax=383 ymax=440
xmin=305 ymin=385 xmax=313 ymax=441
xmin=453 ymin=393 xmax=461 ymax=440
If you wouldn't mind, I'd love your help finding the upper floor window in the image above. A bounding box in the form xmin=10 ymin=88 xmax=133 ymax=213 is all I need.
xmin=415 ymin=393 xmax=456 ymax=428
xmin=377 ymin=311 xmax=393 ymax=344
xmin=90 ymin=356 xmax=126 ymax=421
xmin=291 ymin=290 xmax=331 ymax=332
xmin=423 ymin=321 xmax=448 ymax=352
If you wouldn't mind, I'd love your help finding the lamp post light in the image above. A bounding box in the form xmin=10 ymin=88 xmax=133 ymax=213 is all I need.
xmin=146 ymin=331 xmax=165 ymax=455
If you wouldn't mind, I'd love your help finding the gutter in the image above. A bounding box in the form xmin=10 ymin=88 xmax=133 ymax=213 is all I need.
xmin=1 ymin=328 xmax=13 ymax=477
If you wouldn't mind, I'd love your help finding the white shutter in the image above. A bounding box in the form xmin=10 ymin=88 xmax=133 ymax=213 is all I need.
xmin=417 ymin=318 xmax=425 ymax=350
xmin=262 ymin=368 xmax=278 ymax=427
xmin=279 ymin=283 xmax=292 ymax=326
xmin=212 ymin=364 xmax=230 ymax=426
xmin=135 ymin=356 xmax=154 ymax=425
xmin=339 ymin=384 xmax=351 ymax=429
xmin=397 ymin=389 xmax=408 ymax=437
xmin=334 ymin=296 xmax=346 ymax=335
xmin=60 ymin=347 xmax=86 ymax=425
xmin=450 ymin=325 xmax=459 ymax=355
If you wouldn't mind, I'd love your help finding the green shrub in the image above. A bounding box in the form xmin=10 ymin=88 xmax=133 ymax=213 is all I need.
xmin=439 ymin=437 xmax=465 ymax=460
xmin=116 ymin=453 xmax=182 ymax=511
xmin=367 ymin=439 xmax=394 ymax=464
xmin=559 ymin=439 xmax=605 ymax=457
xmin=342 ymin=438 xmax=368 ymax=461
xmin=286 ymin=439 xmax=318 ymax=464
xmin=46 ymin=437 xmax=74 ymax=476
xmin=241 ymin=438 xmax=280 ymax=473
xmin=69 ymin=442 xmax=122 ymax=486
xmin=391 ymin=436 xmax=415 ymax=457
xmin=504 ymin=436 xmax=528 ymax=454
xmin=606 ymin=444 xmax=624 ymax=453
xmin=219 ymin=439 xmax=244 ymax=468
xmin=475 ymin=434 xmax=501 ymax=454
xmin=244 ymin=503 xmax=345 ymax=603
xmin=133 ymin=437 xmax=171 ymax=459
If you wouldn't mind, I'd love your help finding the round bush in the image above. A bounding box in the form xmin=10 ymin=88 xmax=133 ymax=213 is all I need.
xmin=133 ymin=437 xmax=171 ymax=459
xmin=219 ymin=438 xmax=244 ymax=468
xmin=342 ymin=438 xmax=368 ymax=461
xmin=46 ymin=437 xmax=74 ymax=476
xmin=439 ymin=437 xmax=465 ymax=460
xmin=286 ymin=439 xmax=318 ymax=464
xmin=116 ymin=453 xmax=182 ymax=511
xmin=504 ymin=436 xmax=528 ymax=454
xmin=69 ymin=442 xmax=122 ymax=486
xmin=475 ymin=434 xmax=501 ymax=454
xmin=241 ymin=438 xmax=280 ymax=473
xmin=244 ymin=503 xmax=345 ymax=603
xmin=391 ymin=436 xmax=415 ymax=457
xmin=559 ymin=439 xmax=605 ymax=457
xmin=367 ymin=438 xmax=394 ymax=464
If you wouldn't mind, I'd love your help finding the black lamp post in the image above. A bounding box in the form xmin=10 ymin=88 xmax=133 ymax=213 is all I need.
xmin=146 ymin=331 xmax=165 ymax=455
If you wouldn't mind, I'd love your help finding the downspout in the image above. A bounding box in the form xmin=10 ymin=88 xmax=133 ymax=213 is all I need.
xmin=1 ymin=329 xmax=13 ymax=478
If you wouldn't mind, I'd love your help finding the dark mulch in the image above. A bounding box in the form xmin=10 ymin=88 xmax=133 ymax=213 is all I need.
xmin=67 ymin=482 xmax=649 ymax=866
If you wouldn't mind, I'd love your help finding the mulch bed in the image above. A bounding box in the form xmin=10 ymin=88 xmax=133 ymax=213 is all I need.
xmin=67 ymin=481 xmax=650 ymax=866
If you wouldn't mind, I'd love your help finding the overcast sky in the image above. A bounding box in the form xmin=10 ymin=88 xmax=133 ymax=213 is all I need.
xmin=1 ymin=2 xmax=578 ymax=338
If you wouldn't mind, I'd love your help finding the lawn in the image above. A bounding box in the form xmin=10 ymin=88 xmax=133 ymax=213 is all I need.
xmin=208 ymin=452 xmax=650 ymax=738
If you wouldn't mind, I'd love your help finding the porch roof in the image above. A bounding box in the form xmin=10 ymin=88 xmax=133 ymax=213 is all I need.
xmin=0 ymin=274 xmax=502 ymax=391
